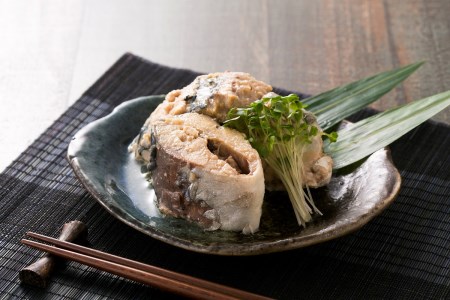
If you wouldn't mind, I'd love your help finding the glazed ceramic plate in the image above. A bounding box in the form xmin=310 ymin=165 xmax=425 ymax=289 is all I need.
xmin=68 ymin=95 xmax=401 ymax=255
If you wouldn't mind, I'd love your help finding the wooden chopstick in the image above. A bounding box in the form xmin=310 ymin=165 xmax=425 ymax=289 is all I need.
xmin=22 ymin=232 xmax=272 ymax=300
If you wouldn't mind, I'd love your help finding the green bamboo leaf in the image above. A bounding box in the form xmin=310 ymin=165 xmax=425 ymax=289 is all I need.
xmin=324 ymin=90 xmax=450 ymax=169
xmin=303 ymin=62 xmax=424 ymax=130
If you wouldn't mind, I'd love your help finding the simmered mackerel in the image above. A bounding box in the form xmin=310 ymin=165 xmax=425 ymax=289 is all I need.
xmin=139 ymin=113 xmax=265 ymax=234
xmin=130 ymin=72 xmax=335 ymax=231
xmin=132 ymin=72 xmax=272 ymax=163
xmin=149 ymin=72 xmax=273 ymax=124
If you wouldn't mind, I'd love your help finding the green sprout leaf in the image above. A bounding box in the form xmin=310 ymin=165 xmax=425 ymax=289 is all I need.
xmin=224 ymin=94 xmax=333 ymax=158
xmin=225 ymin=94 xmax=336 ymax=226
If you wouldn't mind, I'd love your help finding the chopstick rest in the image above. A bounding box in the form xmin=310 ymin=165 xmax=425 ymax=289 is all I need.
xmin=21 ymin=232 xmax=272 ymax=300
xmin=19 ymin=221 xmax=88 ymax=288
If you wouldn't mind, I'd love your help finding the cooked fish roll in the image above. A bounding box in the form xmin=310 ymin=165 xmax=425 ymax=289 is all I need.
xmin=149 ymin=72 xmax=273 ymax=124
xmin=138 ymin=113 xmax=265 ymax=234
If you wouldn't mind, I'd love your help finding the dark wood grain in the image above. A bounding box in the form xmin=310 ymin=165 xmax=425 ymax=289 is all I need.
xmin=267 ymin=0 xmax=450 ymax=121
xmin=1 ymin=0 xmax=449 ymax=171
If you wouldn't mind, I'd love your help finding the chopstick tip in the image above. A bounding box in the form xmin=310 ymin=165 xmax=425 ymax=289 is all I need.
xmin=21 ymin=238 xmax=32 ymax=245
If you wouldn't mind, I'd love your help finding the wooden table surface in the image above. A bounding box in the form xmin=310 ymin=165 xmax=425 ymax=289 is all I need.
xmin=1 ymin=0 xmax=449 ymax=172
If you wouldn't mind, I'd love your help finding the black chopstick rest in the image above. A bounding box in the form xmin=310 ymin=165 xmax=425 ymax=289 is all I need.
xmin=19 ymin=221 xmax=88 ymax=288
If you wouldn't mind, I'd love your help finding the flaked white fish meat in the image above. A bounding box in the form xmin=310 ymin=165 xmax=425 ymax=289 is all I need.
xmin=133 ymin=113 xmax=264 ymax=234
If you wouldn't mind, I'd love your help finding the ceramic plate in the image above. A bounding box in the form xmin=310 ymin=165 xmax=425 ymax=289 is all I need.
xmin=68 ymin=95 xmax=401 ymax=255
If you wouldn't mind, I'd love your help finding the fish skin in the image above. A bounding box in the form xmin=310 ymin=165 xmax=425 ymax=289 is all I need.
xmin=149 ymin=113 xmax=265 ymax=233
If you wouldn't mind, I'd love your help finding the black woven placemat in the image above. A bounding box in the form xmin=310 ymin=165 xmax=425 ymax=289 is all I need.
xmin=0 ymin=53 xmax=449 ymax=299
